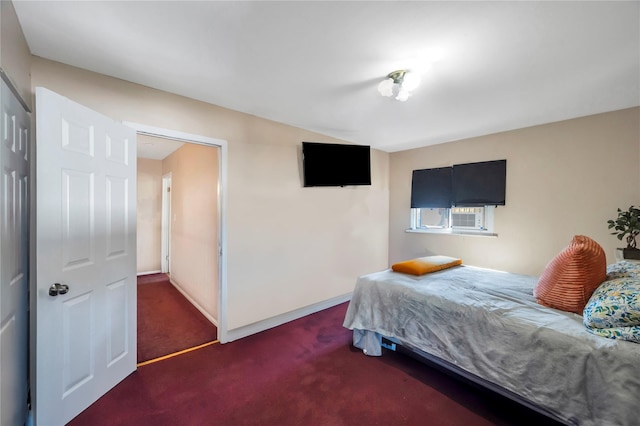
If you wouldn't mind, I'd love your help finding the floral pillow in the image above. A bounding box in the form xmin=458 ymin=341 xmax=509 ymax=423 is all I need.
xmin=605 ymin=260 xmax=640 ymax=280
xmin=585 ymin=325 xmax=640 ymax=342
xmin=583 ymin=273 xmax=640 ymax=343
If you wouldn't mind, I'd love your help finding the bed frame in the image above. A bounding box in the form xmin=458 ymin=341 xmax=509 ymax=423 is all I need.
xmin=380 ymin=336 xmax=571 ymax=425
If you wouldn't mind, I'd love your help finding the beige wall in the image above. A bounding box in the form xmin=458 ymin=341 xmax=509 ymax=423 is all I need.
xmin=0 ymin=0 xmax=31 ymax=108
xmin=136 ymin=156 xmax=163 ymax=274
xmin=31 ymin=57 xmax=390 ymax=332
xmin=162 ymin=143 xmax=219 ymax=321
xmin=389 ymin=107 xmax=640 ymax=276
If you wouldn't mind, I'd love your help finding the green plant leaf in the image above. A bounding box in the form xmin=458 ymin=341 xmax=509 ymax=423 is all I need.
xmin=609 ymin=206 xmax=640 ymax=248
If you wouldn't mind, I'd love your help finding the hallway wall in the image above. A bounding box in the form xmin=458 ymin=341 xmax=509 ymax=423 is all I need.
xmin=137 ymin=157 xmax=163 ymax=274
xmin=163 ymin=143 xmax=219 ymax=321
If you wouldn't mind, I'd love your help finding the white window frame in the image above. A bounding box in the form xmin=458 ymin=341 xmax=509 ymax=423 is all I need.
xmin=408 ymin=206 xmax=497 ymax=237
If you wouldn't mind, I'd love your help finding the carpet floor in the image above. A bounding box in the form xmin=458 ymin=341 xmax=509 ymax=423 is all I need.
xmin=137 ymin=274 xmax=217 ymax=363
xmin=71 ymin=302 xmax=562 ymax=426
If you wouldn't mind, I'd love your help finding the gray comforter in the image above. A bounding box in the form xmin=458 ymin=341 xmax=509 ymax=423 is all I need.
xmin=343 ymin=265 xmax=640 ymax=426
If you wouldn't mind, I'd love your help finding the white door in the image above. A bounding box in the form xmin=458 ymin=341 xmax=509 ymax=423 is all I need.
xmin=0 ymin=78 xmax=30 ymax=426
xmin=34 ymin=87 xmax=137 ymax=425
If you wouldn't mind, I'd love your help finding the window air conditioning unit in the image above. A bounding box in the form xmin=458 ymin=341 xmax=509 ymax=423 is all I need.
xmin=451 ymin=208 xmax=484 ymax=229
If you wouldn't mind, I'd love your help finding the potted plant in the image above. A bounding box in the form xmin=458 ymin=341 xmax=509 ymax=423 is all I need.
xmin=608 ymin=206 xmax=640 ymax=260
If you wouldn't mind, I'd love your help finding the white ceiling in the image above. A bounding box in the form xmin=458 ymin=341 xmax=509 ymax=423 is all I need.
xmin=13 ymin=1 xmax=640 ymax=152
xmin=136 ymin=134 xmax=183 ymax=160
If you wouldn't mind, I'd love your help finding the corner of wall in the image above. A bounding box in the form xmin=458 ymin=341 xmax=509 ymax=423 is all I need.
xmin=0 ymin=0 xmax=32 ymax=109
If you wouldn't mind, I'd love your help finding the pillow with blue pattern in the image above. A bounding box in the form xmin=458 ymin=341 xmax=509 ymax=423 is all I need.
xmin=583 ymin=272 xmax=640 ymax=343
xmin=605 ymin=260 xmax=640 ymax=280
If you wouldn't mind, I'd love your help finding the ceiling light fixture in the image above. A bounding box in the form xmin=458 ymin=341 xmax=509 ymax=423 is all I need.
xmin=377 ymin=69 xmax=421 ymax=102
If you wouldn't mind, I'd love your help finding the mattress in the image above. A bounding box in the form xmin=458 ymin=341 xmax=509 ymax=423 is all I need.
xmin=343 ymin=265 xmax=640 ymax=426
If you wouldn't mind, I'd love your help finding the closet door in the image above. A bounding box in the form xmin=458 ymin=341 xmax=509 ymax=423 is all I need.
xmin=0 ymin=77 xmax=30 ymax=426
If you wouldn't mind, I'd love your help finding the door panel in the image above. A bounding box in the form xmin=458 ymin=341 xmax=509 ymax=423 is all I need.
xmin=106 ymin=279 xmax=128 ymax=365
xmin=106 ymin=176 xmax=128 ymax=258
xmin=61 ymin=293 xmax=94 ymax=397
xmin=62 ymin=170 xmax=95 ymax=269
xmin=35 ymin=87 xmax=137 ymax=425
xmin=0 ymin=78 xmax=30 ymax=426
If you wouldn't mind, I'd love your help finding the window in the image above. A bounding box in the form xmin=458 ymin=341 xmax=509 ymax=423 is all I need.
xmin=410 ymin=206 xmax=495 ymax=233
xmin=409 ymin=160 xmax=505 ymax=236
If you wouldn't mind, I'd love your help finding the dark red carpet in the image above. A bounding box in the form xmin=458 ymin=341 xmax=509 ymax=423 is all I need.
xmin=71 ymin=303 xmax=562 ymax=426
xmin=137 ymin=274 xmax=217 ymax=362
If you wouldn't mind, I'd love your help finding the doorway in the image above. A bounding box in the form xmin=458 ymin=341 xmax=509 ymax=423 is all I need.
xmin=126 ymin=121 xmax=228 ymax=346
xmin=131 ymin=124 xmax=227 ymax=362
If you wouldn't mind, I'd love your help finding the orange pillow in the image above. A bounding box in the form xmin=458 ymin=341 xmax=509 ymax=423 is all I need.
xmin=392 ymin=255 xmax=462 ymax=276
xmin=533 ymin=235 xmax=606 ymax=314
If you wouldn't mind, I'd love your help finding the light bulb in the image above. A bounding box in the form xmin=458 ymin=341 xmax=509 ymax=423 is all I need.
xmin=401 ymin=72 xmax=421 ymax=92
xmin=377 ymin=78 xmax=395 ymax=97
xmin=396 ymin=88 xmax=410 ymax=102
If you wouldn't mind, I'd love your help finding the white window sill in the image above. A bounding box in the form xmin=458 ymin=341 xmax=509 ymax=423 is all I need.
xmin=405 ymin=228 xmax=498 ymax=238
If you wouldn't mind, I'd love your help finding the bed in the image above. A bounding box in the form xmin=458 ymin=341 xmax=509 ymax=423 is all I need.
xmin=343 ymin=261 xmax=640 ymax=426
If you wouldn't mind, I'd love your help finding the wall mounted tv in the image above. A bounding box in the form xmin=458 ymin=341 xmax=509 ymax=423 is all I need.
xmin=302 ymin=142 xmax=371 ymax=187
xmin=452 ymin=159 xmax=506 ymax=206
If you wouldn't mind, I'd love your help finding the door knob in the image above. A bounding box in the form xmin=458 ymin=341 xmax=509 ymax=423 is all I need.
xmin=49 ymin=283 xmax=69 ymax=296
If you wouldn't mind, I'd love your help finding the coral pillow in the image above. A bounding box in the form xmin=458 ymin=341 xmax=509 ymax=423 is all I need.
xmin=534 ymin=235 xmax=606 ymax=314
xmin=392 ymin=255 xmax=462 ymax=276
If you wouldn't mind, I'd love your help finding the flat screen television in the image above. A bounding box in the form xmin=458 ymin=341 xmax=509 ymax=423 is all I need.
xmin=452 ymin=159 xmax=506 ymax=206
xmin=302 ymin=142 xmax=371 ymax=187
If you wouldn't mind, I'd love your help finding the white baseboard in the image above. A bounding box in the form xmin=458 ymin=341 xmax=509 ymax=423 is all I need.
xmin=137 ymin=270 xmax=162 ymax=276
xmin=168 ymin=278 xmax=218 ymax=327
xmin=224 ymin=293 xmax=352 ymax=342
